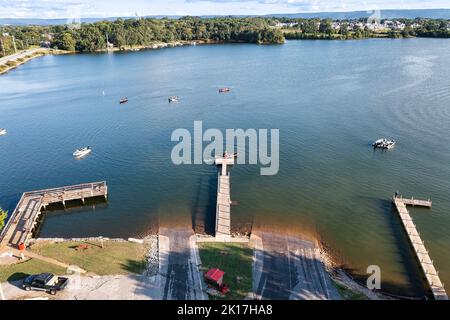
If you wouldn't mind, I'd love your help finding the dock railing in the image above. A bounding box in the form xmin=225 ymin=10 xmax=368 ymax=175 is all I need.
xmin=0 ymin=181 xmax=107 ymax=247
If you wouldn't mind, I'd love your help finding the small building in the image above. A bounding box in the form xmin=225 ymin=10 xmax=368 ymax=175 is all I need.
xmin=205 ymin=268 xmax=225 ymax=287
xmin=40 ymin=41 xmax=51 ymax=48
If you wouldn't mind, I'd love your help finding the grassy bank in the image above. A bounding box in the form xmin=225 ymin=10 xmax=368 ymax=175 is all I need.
xmin=0 ymin=259 xmax=66 ymax=283
xmin=198 ymin=242 xmax=253 ymax=300
xmin=30 ymin=240 xmax=148 ymax=275
xmin=333 ymin=281 xmax=368 ymax=300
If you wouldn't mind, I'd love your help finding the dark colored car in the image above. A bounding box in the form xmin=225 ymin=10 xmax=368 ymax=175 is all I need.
xmin=22 ymin=273 xmax=68 ymax=295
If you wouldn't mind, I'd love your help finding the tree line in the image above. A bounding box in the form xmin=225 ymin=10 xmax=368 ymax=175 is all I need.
xmin=278 ymin=17 xmax=450 ymax=40
xmin=0 ymin=17 xmax=285 ymax=55
xmin=1 ymin=16 xmax=449 ymax=57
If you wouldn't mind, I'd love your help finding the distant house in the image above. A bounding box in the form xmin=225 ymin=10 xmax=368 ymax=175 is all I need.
xmin=383 ymin=20 xmax=405 ymax=30
xmin=274 ymin=22 xmax=298 ymax=28
xmin=331 ymin=22 xmax=341 ymax=30
xmin=42 ymin=33 xmax=53 ymax=41
xmin=40 ymin=41 xmax=51 ymax=48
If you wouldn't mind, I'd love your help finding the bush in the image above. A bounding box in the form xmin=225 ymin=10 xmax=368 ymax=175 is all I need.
xmin=0 ymin=207 xmax=8 ymax=231
xmin=5 ymin=61 xmax=16 ymax=67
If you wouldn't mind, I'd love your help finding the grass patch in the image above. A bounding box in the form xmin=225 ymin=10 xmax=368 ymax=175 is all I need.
xmin=30 ymin=241 xmax=148 ymax=275
xmin=333 ymin=281 xmax=368 ymax=300
xmin=0 ymin=259 xmax=67 ymax=283
xmin=198 ymin=242 xmax=253 ymax=300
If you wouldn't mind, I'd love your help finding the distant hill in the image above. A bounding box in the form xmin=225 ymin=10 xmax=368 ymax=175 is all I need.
xmin=0 ymin=16 xmax=179 ymax=26
xmin=266 ymin=9 xmax=450 ymax=20
xmin=1 ymin=9 xmax=449 ymax=26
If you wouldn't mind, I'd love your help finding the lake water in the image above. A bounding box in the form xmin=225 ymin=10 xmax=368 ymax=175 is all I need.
xmin=1 ymin=39 xmax=449 ymax=298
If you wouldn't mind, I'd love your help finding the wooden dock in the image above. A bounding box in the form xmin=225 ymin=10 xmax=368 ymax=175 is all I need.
xmin=0 ymin=182 xmax=107 ymax=248
xmin=214 ymin=157 xmax=234 ymax=240
xmin=393 ymin=195 xmax=448 ymax=300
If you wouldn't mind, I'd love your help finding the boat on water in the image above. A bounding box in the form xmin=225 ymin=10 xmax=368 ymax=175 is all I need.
xmin=0 ymin=128 xmax=6 ymax=136
xmin=73 ymin=147 xmax=92 ymax=158
xmin=119 ymin=97 xmax=128 ymax=104
xmin=219 ymin=87 xmax=231 ymax=93
xmin=168 ymin=96 xmax=180 ymax=103
xmin=373 ymin=138 xmax=396 ymax=150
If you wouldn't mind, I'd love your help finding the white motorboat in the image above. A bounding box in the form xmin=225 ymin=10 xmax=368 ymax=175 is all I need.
xmin=373 ymin=138 xmax=395 ymax=150
xmin=0 ymin=128 xmax=6 ymax=136
xmin=73 ymin=147 xmax=92 ymax=158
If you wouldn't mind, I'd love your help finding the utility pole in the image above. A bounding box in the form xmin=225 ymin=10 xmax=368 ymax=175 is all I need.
xmin=12 ymin=36 xmax=17 ymax=53
xmin=106 ymin=33 xmax=109 ymax=50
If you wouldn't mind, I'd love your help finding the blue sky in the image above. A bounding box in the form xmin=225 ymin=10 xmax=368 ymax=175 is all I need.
xmin=1 ymin=0 xmax=450 ymax=19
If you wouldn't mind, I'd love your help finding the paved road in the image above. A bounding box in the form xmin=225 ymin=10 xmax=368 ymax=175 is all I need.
xmin=0 ymin=48 xmax=42 ymax=65
xmin=1 ymin=274 xmax=163 ymax=300
xmin=159 ymin=228 xmax=207 ymax=300
xmin=252 ymin=232 xmax=340 ymax=300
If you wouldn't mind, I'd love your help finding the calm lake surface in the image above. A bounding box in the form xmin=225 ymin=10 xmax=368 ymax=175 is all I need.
xmin=1 ymin=39 xmax=449 ymax=297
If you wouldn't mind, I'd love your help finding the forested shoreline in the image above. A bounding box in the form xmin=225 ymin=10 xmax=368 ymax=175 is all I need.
xmin=0 ymin=17 xmax=284 ymax=56
xmin=0 ymin=16 xmax=449 ymax=57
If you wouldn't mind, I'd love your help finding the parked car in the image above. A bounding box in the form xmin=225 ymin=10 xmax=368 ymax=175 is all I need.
xmin=22 ymin=273 xmax=68 ymax=295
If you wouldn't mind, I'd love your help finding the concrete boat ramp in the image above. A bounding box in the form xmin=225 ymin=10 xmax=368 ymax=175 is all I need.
xmin=251 ymin=231 xmax=340 ymax=300
xmin=159 ymin=228 xmax=207 ymax=300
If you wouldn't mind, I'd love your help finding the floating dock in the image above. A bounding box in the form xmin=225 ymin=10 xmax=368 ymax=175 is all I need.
xmin=393 ymin=195 xmax=448 ymax=300
xmin=214 ymin=156 xmax=234 ymax=240
xmin=0 ymin=181 xmax=107 ymax=248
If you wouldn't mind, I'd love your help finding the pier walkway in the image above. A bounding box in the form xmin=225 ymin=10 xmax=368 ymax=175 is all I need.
xmin=0 ymin=182 xmax=107 ymax=248
xmin=393 ymin=195 xmax=448 ymax=300
xmin=214 ymin=156 xmax=234 ymax=240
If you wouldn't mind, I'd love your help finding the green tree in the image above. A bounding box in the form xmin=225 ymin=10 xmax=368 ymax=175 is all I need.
xmin=0 ymin=207 xmax=8 ymax=231
xmin=52 ymin=31 xmax=76 ymax=51
xmin=319 ymin=19 xmax=333 ymax=35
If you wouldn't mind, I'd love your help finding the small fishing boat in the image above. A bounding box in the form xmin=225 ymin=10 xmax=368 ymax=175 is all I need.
xmin=219 ymin=87 xmax=231 ymax=93
xmin=73 ymin=147 xmax=92 ymax=158
xmin=168 ymin=96 xmax=180 ymax=103
xmin=119 ymin=97 xmax=128 ymax=104
xmin=0 ymin=128 xmax=6 ymax=136
xmin=373 ymin=138 xmax=396 ymax=150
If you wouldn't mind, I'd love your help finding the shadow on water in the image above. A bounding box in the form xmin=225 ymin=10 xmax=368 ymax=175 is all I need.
xmin=191 ymin=168 xmax=217 ymax=236
xmin=32 ymin=197 xmax=108 ymax=238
